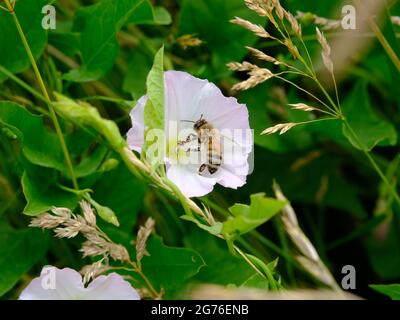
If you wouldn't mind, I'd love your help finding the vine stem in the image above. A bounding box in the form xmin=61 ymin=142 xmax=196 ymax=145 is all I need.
xmin=4 ymin=0 xmax=79 ymax=190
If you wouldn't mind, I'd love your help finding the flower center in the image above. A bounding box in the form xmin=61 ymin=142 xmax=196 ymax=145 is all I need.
xmin=167 ymin=138 xmax=190 ymax=162
xmin=167 ymin=135 xmax=202 ymax=167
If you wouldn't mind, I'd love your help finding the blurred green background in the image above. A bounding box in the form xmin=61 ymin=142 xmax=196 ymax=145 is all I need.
xmin=0 ymin=0 xmax=399 ymax=299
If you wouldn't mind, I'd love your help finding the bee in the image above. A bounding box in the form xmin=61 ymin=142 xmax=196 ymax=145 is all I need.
xmin=178 ymin=115 xmax=223 ymax=175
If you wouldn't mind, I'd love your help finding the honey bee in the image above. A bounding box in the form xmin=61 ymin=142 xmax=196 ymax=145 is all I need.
xmin=178 ymin=115 xmax=222 ymax=175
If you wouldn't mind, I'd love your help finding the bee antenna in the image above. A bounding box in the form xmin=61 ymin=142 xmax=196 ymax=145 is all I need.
xmin=181 ymin=120 xmax=195 ymax=123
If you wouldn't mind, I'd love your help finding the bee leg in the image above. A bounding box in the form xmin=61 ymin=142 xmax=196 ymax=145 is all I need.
xmin=186 ymin=133 xmax=198 ymax=142
xmin=198 ymin=164 xmax=207 ymax=175
xmin=177 ymin=133 xmax=199 ymax=152
xmin=185 ymin=146 xmax=201 ymax=156
xmin=177 ymin=133 xmax=198 ymax=146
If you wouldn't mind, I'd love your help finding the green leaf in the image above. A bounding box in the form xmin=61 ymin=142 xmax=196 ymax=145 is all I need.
xmin=342 ymin=82 xmax=397 ymax=151
xmin=48 ymin=32 xmax=80 ymax=57
xmin=142 ymin=235 xmax=205 ymax=292
xmin=153 ymin=7 xmax=172 ymax=25
xmin=123 ymin=49 xmax=153 ymax=98
xmin=180 ymin=215 xmax=223 ymax=235
xmin=222 ymin=193 xmax=286 ymax=238
xmin=184 ymin=228 xmax=258 ymax=286
xmin=22 ymin=165 xmax=78 ymax=216
xmin=0 ymin=0 xmax=50 ymax=81
xmin=53 ymin=93 xmax=124 ymax=150
xmin=0 ymin=101 xmax=64 ymax=170
xmin=144 ymin=47 xmax=165 ymax=130
xmin=241 ymin=273 xmax=270 ymax=289
xmin=142 ymin=47 xmax=165 ymax=163
xmin=63 ymin=0 xmax=144 ymax=82
xmin=91 ymin=163 xmax=146 ymax=232
xmin=127 ymin=0 xmax=171 ymax=25
xmin=0 ymin=220 xmax=49 ymax=297
xmin=0 ymin=101 xmax=108 ymax=178
xmin=370 ymin=284 xmax=400 ymax=300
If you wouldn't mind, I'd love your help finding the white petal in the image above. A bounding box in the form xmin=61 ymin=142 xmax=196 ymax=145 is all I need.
xmin=215 ymin=162 xmax=249 ymax=189
xmin=19 ymin=267 xmax=140 ymax=300
xmin=164 ymin=71 xmax=209 ymax=124
xmin=127 ymin=96 xmax=147 ymax=152
xmin=18 ymin=277 xmax=63 ymax=300
xmin=85 ymin=273 xmax=140 ymax=300
xmin=166 ymin=164 xmax=216 ymax=198
xmin=19 ymin=267 xmax=84 ymax=300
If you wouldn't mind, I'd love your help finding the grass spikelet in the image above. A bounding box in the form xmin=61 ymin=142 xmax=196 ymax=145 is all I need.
xmin=262 ymin=123 xmax=296 ymax=135
xmin=136 ymin=218 xmax=155 ymax=264
xmin=316 ymin=27 xmax=334 ymax=73
xmin=289 ymin=103 xmax=316 ymax=112
xmin=231 ymin=17 xmax=271 ymax=38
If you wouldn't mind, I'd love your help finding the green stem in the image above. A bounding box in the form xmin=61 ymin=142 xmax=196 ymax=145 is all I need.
xmin=129 ymin=262 xmax=160 ymax=298
xmin=293 ymin=117 xmax=340 ymax=127
xmin=300 ymin=37 xmax=316 ymax=75
xmin=274 ymin=75 xmax=337 ymax=114
xmin=162 ymin=177 xmax=193 ymax=218
xmin=245 ymin=253 xmax=279 ymax=290
xmin=313 ymin=76 xmax=341 ymax=115
xmin=331 ymin=73 xmax=341 ymax=112
xmin=5 ymin=0 xmax=79 ymax=190
xmin=0 ymin=65 xmax=47 ymax=103
xmin=368 ymin=17 xmax=400 ymax=72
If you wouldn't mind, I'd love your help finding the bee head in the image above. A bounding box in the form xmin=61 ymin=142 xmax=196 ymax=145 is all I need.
xmin=193 ymin=118 xmax=207 ymax=130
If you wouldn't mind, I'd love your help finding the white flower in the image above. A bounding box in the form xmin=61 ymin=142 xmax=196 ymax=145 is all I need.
xmin=19 ymin=266 xmax=140 ymax=300
xmin=127 ymin=71 xmax=253 ymax=198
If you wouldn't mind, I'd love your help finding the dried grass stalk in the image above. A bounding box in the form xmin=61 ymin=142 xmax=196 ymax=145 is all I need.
xmin=81 ymin=260 xmax=111 ymax=284
xmin=273 ymin=182 xmax=340 ymax=290
xmin=136 ymin=217 xmax=155 ymax=263
xmin=226 ymin=61 xmax=255 ymax=72
xmin=285 ymin=11 xmax=302 ymax=37
xmin=229 ymin=62 xmax=274 ymax=91
xmin=284 ymin=39 xmax=301 ymax=59
xmin=81 ymin=200 xmax=96 ymax=226
xmin=30 ymin=201 xmax=130 ymax=263
xmin=289 ymin=103 xmax=316 ymax=112
xmin=244 ymin=0 xmax=271 ymax=17
xmin=246 ymin=46 xmax=281 ymax=65
xmin=271 ymin=0 xmax=285 ymax=21
xmin=262 ymin=123 xmax=296 ymax=135
xmin=316 ymin=27 xmax=334 ymax=73
xmin=231 ymin=16 xmax=271 ymax=38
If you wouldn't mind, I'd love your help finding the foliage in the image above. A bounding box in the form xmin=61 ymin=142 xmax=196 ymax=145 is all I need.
xmin=0 ymin=0 xmax=400 ymax=300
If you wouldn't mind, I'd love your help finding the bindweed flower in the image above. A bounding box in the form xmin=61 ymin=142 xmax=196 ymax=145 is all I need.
xmin=127 ymin=71 xmax=253 ymax=198
xmin=19 ymin=266 xmax=140 ymax=300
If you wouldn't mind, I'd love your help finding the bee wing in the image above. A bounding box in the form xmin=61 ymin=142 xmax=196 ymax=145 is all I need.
xmin=218 ymin=129 xmax=252 ymax=166
xmin=218 ymin=129 xmax=252 ymax=151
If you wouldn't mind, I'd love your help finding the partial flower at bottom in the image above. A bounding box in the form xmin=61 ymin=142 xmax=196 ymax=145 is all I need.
xmin=19 ymin=266 xmax=140 ymax=300
xmin=127 ymin=71 xmax=253 ymax=198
